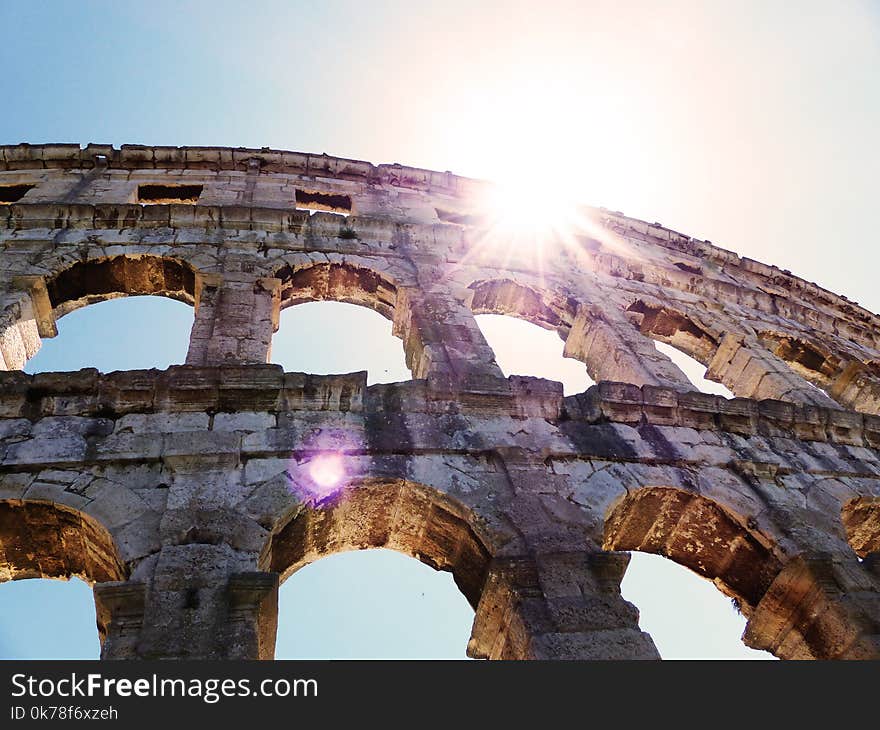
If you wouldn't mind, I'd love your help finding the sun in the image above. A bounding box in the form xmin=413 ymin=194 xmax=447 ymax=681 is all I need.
xmin=453 ymin=172 xmax=625 ymax=281
xmin=480 ymin=179 xmax=581 ymax=240
xmin=438 ymin=68 xmax=642 ymax=268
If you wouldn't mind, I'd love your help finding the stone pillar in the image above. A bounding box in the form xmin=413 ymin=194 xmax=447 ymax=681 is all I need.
xmin=393 ymin=286 xmax=507 ymax=392
xmin=224 ymin=572 xmax=279 ymax=660
xmin=743 ymin=554 xmax=880 ymax=659
xmin=707 ymin=333 xmax=836 ymax=406
xmin=468 ymin=551 xmax=659 ymax=660
xmin=563 ymin=303 xmax=695 ymax=390
xmin=94 ymin=581 xmax=147 ymax=660
xmin=185 ymin=273 xmax=280 ymax=365
xmin=96 ymin=547 xmax=279 ymax=660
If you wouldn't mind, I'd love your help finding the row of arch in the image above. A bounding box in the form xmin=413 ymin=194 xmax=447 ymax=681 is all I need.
xmin=1 ymin=482 xmax=878 ymax=659
xmin=5 ymin=253 xmax=872 ymax=410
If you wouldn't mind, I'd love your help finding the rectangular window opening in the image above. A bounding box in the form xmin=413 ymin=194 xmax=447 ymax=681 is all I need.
xmin=137 ymin=184 xmax=203 ymax=204
xmin=295 ymin=189 xmax=352 ymax=214
xmin=0 ymin=184 xmax=35 ymax=204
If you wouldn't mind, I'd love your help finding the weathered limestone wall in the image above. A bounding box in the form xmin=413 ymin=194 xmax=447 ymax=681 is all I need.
xmin=1 ymin=143 xmax=879 ymax=659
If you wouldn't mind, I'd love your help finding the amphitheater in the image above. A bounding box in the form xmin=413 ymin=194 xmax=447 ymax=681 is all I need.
xmin=1 ymin=143 xmax=879 ymax=659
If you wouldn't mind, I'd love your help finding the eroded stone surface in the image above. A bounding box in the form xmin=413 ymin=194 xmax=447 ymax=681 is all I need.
xmin=1 ymin=144 xmax=879 ymax=660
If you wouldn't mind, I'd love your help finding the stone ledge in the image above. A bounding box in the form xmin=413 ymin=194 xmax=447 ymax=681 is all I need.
xmin=0 ymin=366 xmax=366 ymax=418
xmin=2 ymin=368 xmax=880 ymax=448
xmin=0 ymin=368 xmax=562 ymax=421
xmin=0 ymin=143 xmax=463 ymax=195
xmin=563 ymin=381 xmax=880 ymax=447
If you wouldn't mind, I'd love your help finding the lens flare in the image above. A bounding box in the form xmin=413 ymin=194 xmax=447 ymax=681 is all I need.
xmin=307 ymin=453 xmax=346 ymax=498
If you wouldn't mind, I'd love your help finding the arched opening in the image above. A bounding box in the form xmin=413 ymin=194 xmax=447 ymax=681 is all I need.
xmin=625 ymin=299 xmax=734 ymax=396
xmin=468 ymin=279 xmax=592 ymax=394
xmin=46 ymin=255 xmax=196 ymax=319
xmin=605 ymin=487 xmax=781 ymax=659
xmin=475 ymin=313 xmax=594 ymax=396
xmin=271 ymin=263 xmax=409 ymax=383
xmin=653 ymin=340 xmax=734 ymax=398
xmin=620 ymin=554 xmax=774 ymax=659
xmin=272 ymin=302 xmax=409 ymax=383
xmin=264 ymin=479 xmax=492 ymax=658
xmin=276 ymin=262 xmax=396 ymax=318
xmin=469 ymin=279 xmax=573 ymax=332
xmin=25 ymin=296 xmax=193 ymax=373
xmin=274 ymin=549 xmax=474 ymax=659
xmin=759 ymin=332 xmax=842 ymax=400
xmin=18 ymin=255 xmax=196 ymax=372
xmin=0 ymin=500 xmax=125 ymax=659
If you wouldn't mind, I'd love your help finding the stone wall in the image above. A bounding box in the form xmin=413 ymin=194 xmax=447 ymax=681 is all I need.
xmin=1 ymin=143 xmax=878 ymax=659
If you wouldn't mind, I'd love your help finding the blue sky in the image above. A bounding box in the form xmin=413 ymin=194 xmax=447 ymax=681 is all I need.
xmin=2 ymin=0 xmax=878 ymax=659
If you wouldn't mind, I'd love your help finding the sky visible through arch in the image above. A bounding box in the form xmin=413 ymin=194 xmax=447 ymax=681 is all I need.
xmin=2 ymin=0 xmax=878 ymax=659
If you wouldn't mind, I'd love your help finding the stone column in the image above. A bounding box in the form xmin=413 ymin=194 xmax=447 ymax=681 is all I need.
xmin=0 ymin=278 xmax=54 ymax=371
xmin=743 ymin=553 xmax=880 ymax=659
xmin=94 ymin=581 xmax=147 ymax=660
xmin=707 ymin=333 xmax=836 ymax=406
xmin=563 ymin=303 xmax=695 ymax=390
xmin=393 ymin=286 xmax=507 ymax=392
xmin=185 ymin=273 xmax=280 ymax=366
xmin=95 ymin=551 xmax=279 ymax=660
xmin=468 ymin=551 xmax=659 ymax=660
xmin=224 ymin=572 xmax=280 ymax=660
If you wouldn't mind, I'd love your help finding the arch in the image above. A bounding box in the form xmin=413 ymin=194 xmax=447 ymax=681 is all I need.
xmin=653 ymin=340 xmax=734 ymax=398
xmin=626 ymin=299 xmax=718 ymax=366
xmin=274 ymin=549 xmax=475 ymax=659
xmin=603 ymin=487 xmax=782 ymax=613
xmin=45 ymin=255 xmax=197 ymax=320
xmin=274 ymin=262 xmax=398 ymax=320
xmin=842 ymin=496 xmax=880 ymax=558
xmin=468 ymin=278 xmax=574 ymax=335
xmin=466 ymin=278 xmax=593 ymax=394
xmin=620 ymin=552 xmax=774 ymax=659
xmin=0 ymin=500 xmax=125 ymax=584
xmin=26 ymin=295 xmax=193 ymax=374
xmin=263 ymin=479 xmax=492 ymax=609
xmin=475 ymin=312 xmax=594 ymax=395
xmin=271 ymin=300 xmax=411 ymax=383
xmin=1 ymin=254 xmax=198 ymax=370
xmin=758 ymin=330 xmax=846 ymax=393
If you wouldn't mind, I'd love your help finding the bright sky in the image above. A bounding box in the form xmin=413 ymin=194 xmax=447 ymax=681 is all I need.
xmin=1 ymin=0 xmax=877 ymax=660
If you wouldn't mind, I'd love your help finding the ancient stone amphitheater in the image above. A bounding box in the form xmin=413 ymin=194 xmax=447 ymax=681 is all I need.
xmin=1 ymin=143 xmax=878 ymax=660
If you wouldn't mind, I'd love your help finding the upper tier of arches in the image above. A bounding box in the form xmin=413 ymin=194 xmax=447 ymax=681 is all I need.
xmin=1 ymin=142 xmax=876 ymax=339
xmin=3 ymin=145 xmax=880 ymax=414
xmin=2 ymin=249 xmax=878 ymax=414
